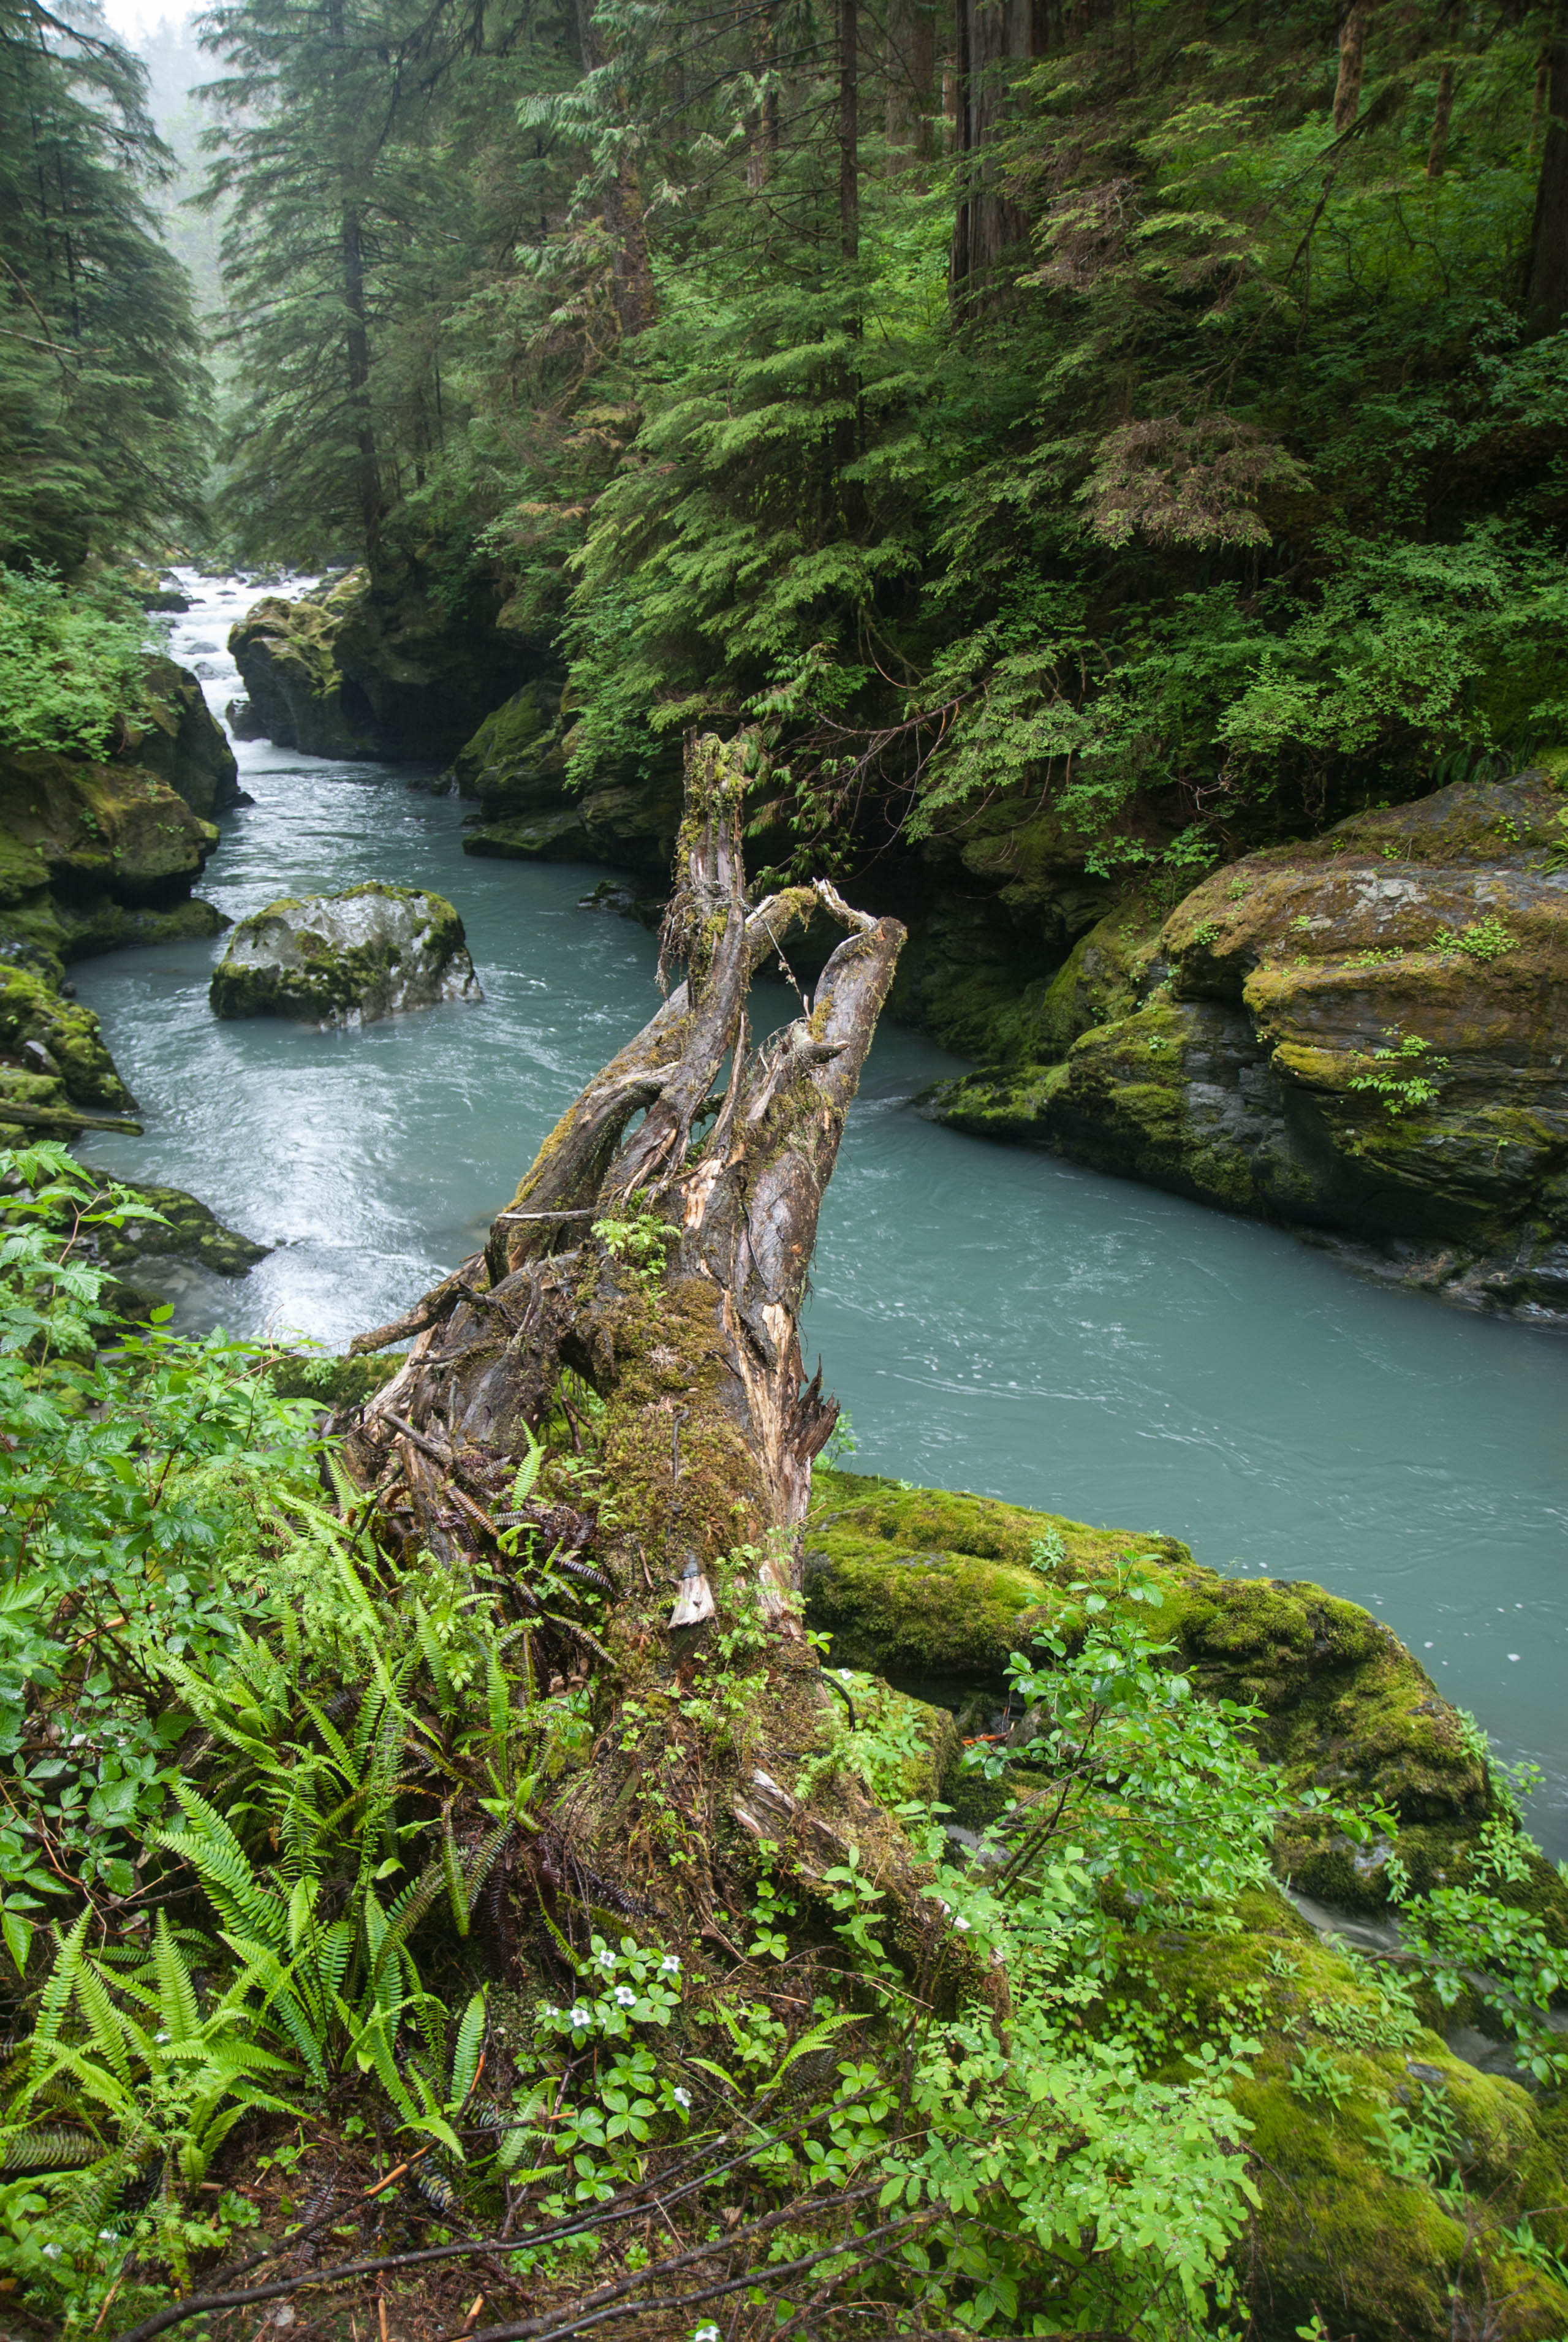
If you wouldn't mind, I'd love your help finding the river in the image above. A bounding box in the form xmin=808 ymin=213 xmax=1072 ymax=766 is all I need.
xmin=70 ymin=574 xmax=1568 ymax=1855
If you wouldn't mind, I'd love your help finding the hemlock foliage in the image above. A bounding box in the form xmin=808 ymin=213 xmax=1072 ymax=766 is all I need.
xmin=0 ymin=0 xmax=205 ymax=572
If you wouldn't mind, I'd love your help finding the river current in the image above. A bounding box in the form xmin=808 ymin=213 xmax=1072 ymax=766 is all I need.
xmin=70 ymin=574 xmax=1568 ymax=1854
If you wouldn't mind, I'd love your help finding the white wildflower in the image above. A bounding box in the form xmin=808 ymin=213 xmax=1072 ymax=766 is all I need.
xmin=614 ymin=1984 xmax=636 ymax=2007
xmin=569 ymin=2004 xmax=592 ymax=2028
xmin=671 ymin=2086 xmax=691 ymax=2109
xmin=661 ymin=1954 xmax=681 ymax=1974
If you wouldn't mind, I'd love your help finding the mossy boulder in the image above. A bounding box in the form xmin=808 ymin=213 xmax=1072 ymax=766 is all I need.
xmin=0 ymin=960 xmax=130 ymax=1107
xmin=0 ymin=748 xmax=219 ymax=910
xmin=230 ymin=567 xmax=533 ymax=765
xmin=76 ymin=1180 xmax=269 ymax=1281
xmin=446 ymin=683 xmax=564 ymax=809
xmin=805 ymin=1469 xmax=1567 ymax=1928
xmin=227 ymin=581 xmax=379 ymax=758
xmin=1135 ymin=1889 xmax=1568 ymax=2339
xmin=928 ymin=771 xmax=1568 ymax=1315
xmin=463 ymin=808 xmax=593 ymax=862
xmin=118 ymin=655 xmax=241 ymax=818
xmin=210 ymin=881 xmax=483 ymax=1026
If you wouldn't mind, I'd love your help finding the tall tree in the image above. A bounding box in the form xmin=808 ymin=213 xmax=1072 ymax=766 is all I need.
xmin=0 ymin=0 xmax=205 ymax=568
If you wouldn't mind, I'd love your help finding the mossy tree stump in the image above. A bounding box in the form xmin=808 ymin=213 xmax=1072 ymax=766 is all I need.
xmin=335 ymin=732 xmax=961 ymax=1964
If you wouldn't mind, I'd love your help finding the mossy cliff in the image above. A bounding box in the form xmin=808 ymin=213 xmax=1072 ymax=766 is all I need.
xmin=229 ymin=564 xmax=532 ymax=765
xmin=451 ymin=681 xmax=684 ymax=881
xmin=805 ymin=1468 xmax=1567 ymax=1929
xmin=929 ymin=770 xmax=1568 ymax=1316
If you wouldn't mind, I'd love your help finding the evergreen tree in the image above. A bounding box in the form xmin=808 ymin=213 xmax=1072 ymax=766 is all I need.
xmin=0 ymin=0 xmax=205 ymax=569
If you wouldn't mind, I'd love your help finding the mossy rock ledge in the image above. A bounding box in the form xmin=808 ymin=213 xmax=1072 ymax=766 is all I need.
xmin=928 ymin=768 xmax=1568 ymax=1317
xmin=209 ymin=882 xmax=483 ymax=1026
xmin=804 ymin=1468 xmax=1568 ymax=2336
xmin=805 ymin=1468 xmax=1568 ymax=1932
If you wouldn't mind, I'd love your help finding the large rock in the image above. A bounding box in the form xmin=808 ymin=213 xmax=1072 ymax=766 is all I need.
xmin=229 ymin=566 xmax=532 ymax=765
xmin=805 ymin=1466 xmax=1568 ymax=2334
xmin=118 ymin=655 xmax=241 ymax=817
xmin=930 ymin=770 xmax=1568 ymax=1314
xmin=804 ymin=1468 xmax=1568 ymax=1927
xmin=449 ymin=683 xmax=684 ymax=880
xmin=227 ymin=580 xmax=379 ymax=757
xmin=209 ymin=881 xmax=483 ymax=1027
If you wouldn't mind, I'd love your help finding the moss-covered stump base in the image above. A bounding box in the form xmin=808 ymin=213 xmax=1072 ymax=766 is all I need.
xmin=210 ymin=881 xmax=483 ymax=1026
xmin=805 ymin=1469 xmax=1568 ymax=1936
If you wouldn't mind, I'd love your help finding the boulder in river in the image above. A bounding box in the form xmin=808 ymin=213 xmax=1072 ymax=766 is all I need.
xmin=209 ymin=881 xmax=483 ymax=1026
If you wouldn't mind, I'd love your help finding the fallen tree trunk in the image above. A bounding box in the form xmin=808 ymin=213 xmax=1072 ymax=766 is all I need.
xmin=335 ymin=732 xmax=972 ymax=1976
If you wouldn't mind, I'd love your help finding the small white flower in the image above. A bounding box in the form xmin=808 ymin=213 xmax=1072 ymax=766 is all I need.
xmin=42 ymin=2245 xmax=62 ymax=2261
xmin=953 ymin=1916 xmax=971 ymax=1933
xmin=614 ymin=1984 xmax=636 ymax=2007
xmin=569 ymin=2004 xmax=592 ymax=2028
xmin=155 ymin=2029 xmax=170 ymax=2042
xmin=661 ymin=1954 xmax=681 ymax=1974
xmin=540 ymin=2003 xmax=559 ymax=2019
xmin=671 ymin=2086 xmax=691 ymax=2108
xmin=596 ymin=1946 xmax=616 ymax=1969
xmin=98 ymin=2229 xmax=117 ymax=2240
xmin=693 ymin=2326 xmax=721 ymax=2342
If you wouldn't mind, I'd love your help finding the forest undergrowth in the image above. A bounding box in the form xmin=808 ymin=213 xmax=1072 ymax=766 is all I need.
xmin=2 ymin=1141 xmax=1567 ymax=2340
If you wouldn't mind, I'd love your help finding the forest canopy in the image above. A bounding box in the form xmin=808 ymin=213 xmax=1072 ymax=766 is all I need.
xmin=189 ymin=0 xmax=1568 ymax=874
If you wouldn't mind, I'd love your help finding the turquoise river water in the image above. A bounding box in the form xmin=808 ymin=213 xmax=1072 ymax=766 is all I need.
xmin=70 ymin=577 xmax=1568 ymax=1855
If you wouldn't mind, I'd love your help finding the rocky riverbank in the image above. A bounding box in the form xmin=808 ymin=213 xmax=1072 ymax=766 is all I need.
xmin=0 ymin=645 xmax=240 ymax=1130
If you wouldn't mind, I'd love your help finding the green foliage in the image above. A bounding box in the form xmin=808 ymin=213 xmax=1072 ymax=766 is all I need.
xmin=1349 ymin=1026 xmax=1450 ymax=1116
xmin=591 ymin=1208 xmax=677 ymax=1289
xmin=0 ymin=1146 xmax=321 ymax=1928
xmin=0 ymin=569 xmax=157 ymax=759
xmin=0 ymin=0 xmax=205 ymax=570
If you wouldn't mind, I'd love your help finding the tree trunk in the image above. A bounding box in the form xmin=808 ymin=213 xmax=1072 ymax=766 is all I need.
xmin=331 ymin=736 xmax=973 ymax=1974
xmin=574 ymin=0 xmax=657 ymax=338
xmin=949 ymin=0 xmax=1032 ymax=316
xmin=339 ymin=201 xmax=384 ymax=569
xmin=1425 ymin=59 xmax=1453 ymax=178
xmin=1528 ymin=1 xmax=1568 ymax=333
xmin=1332 ymin=0 xmax=1368 ymax=133
xmin=839 ymin=0 xmax=859 ymax=262
xmin=884 ymin=0 xmax=936 ymax=159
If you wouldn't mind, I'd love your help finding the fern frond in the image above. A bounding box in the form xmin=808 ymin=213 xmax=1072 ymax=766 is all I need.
xmin=449 ymin=1990 xmax=485 ymax=2111
xmin=151 ymin=1914 xmax=200 ymax=2046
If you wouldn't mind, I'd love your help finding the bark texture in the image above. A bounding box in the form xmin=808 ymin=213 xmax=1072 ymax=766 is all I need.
xmin=332 ymin=734 xmax=972 ymax=1976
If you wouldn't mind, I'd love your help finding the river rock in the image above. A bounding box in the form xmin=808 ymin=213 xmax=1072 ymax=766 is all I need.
xmin=930 ymin=769 xmax=1568 ymax=1316
xmin=116 ymin=654 xmax=241 ymax=818
xmin=229 ymin=564 xmax=531 ymax=765
xmin=209 ymin=881 xmax=483 ymax=1026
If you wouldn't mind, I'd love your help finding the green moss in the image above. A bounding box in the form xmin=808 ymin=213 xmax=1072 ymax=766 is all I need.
xmin=462 ymin=809 xmax=590 ymax=860
xmin=0 ymin=961 xmax=129 ymax=1105
xmin=210 ymin=883 xmax=474 ymax=1023
xmin=1127 ymin=1892 xmax=1568 ymax=2339
xmin=803 ymin=1470 xmax=1568 ymax=1933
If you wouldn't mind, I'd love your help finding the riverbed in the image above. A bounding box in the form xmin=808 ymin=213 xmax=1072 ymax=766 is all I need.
xmin=72 ymin=574 xmax=1568 ymax=1854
